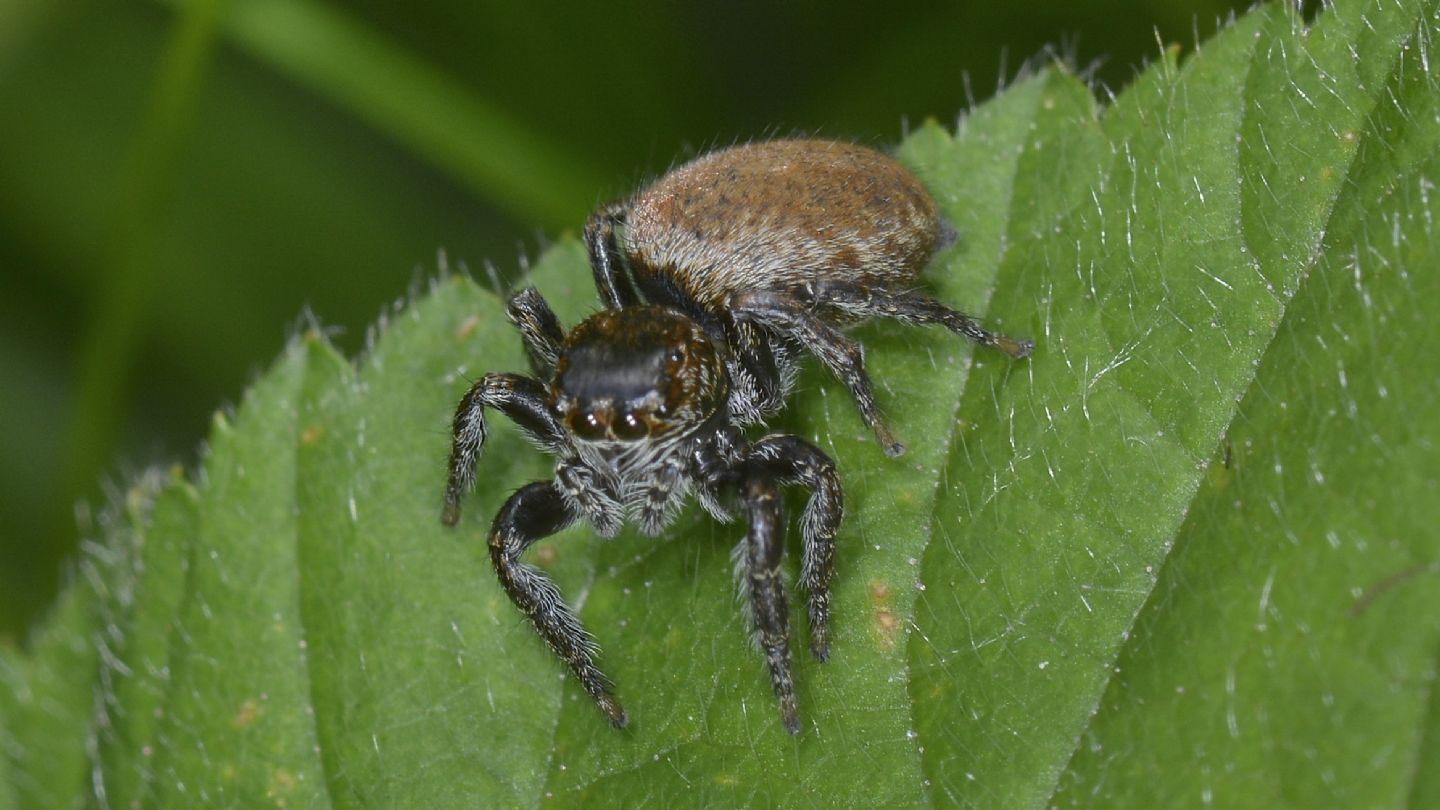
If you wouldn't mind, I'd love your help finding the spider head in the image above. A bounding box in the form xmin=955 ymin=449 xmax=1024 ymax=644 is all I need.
xmin=552 ymin=306 xmax=728 ymax=445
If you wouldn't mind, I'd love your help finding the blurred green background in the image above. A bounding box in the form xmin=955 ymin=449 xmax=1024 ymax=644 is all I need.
xmin=0 ymin=0 xmax=1258 ymax=642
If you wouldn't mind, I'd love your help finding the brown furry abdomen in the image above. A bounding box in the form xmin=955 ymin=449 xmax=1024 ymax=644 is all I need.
xmin=622 ymin=139 xmax=942 ymax=308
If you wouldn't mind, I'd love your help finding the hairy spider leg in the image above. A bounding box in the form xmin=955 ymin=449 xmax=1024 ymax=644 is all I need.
xmin=490 ymin=481 xmax=628 ymax=728
xmin=554 ymin=457 xmax=624 ymax=538
xmin=739 ymin=473 xmax=800 ymax=734
xmin=506 ymin=287 xmax=566 ymax=377
xmin=583 ymin=202 xmax=641 ymax=310
xmin=730 ymin=289 xmax=906 ymax=458
xmin=747 ymin=435 xmax=843 ymax=662
xmin=800 ymin=279 xmax=1035 ymax=359
xmin=443 ymin=373 xmax=566 ymax=526
xmin=720 ymin=318 xmax=788 ymax=421
xmin=635 ymin=450 xmax=689 ymax=536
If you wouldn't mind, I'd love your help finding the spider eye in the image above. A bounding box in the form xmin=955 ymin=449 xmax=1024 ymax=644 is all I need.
xmin=572 ymin=409 xmax=606 ymax=440
xmin=613 ymin=410 xmax=649 ymax=441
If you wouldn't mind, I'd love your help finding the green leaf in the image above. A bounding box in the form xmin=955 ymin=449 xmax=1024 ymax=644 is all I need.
xmin=142 ymin=346 xmax=330 ymax=806
xmin=4 ymin=0 xmax=1438 ymax=806
xmin=912 ymin=2 xmax=1440 ymax=805
xmin=0 ymin=567 xmax=100 ymax=809
xmin=93 ymin=477 xmax=203 ymax=808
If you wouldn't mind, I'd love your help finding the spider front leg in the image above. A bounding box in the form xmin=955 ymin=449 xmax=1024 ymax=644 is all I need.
xmin=490 ymin=481 xmax=627 ymax=728
xmin=748 ymin=435 xmax=843 ymax=661
xmin=584 ymin=201 xmax=640 ymax=310
xmin=506 ymin=287 xmax=566 ymax=377
xmin=739 ymin=472 xmax=801 ymax=734
xmin=443 ymin=373 xmax=565 ymax=526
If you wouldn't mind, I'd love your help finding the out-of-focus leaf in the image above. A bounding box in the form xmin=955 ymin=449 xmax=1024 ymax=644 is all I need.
xmin=3 ymin=1 xmax=1437 ymax=807
xmin=90 ymin=476 xmax=200 ymax=807
xmin=173 ymin=0 xmax=610 ymax=230
xmin=0 ymin=558 xmax=100 ymax=808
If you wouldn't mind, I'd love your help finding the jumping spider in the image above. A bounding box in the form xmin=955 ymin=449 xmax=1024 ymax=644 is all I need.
xmin=442 ymin=139 xmax=1032 ymax=734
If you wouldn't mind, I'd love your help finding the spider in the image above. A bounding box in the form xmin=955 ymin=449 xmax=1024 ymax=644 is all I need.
xmin=442 ymin=139 xmax=1032 ymax=733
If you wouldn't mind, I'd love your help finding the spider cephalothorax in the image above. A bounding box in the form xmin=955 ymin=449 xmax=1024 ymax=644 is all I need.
xmin=547 ymin=305 xmax=736 ymax=539
xmin=442 ymin=138 xmax=1031 ymax=734
xmin=552 ymin=306 xmax=727 ymax=446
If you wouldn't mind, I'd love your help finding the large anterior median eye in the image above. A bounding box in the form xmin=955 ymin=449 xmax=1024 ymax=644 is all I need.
xmin=613 ymin=410 xmax=649 ymax=441
xmin=564 ymin=406 xmax=607 ymax=441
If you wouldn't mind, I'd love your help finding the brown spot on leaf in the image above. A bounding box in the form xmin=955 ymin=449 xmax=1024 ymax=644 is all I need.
xmin=870 ymin=579 xmax=901 ymax=650
xmin=268 ymin=768 xmax=297 ymax=807
xmin=232 ymin=698 xmax=260 ymax=729
xmin=456 ymin=314 xmax=481 ymax=341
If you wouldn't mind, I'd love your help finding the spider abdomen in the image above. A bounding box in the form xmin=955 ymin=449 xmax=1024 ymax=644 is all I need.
xmin=622 ymin=139 xmax=942 ymax=308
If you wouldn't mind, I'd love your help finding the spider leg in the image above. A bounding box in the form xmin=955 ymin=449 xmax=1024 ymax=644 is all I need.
xmin=637 ymin=452 xmax=689 ymax=536
xmin=721 ymin=318 xmax=788 ymax=423
xmin=584 ymin=201 xmax=641 ymax=310
xmin=490 ymin=481 xmax=627 ymax=728
xmin=802 ymin=279 xmax=1034 ymax=358
xmin=690 ymin=424 xmax=745 ymax=524
xmin=731 ymin=290 xmax=905 ymax=457
xmin=748 ymin=435 xmax=843 ymax=662
xmin=506 ymin=287 xmax=566 ymax=377
xmin=443 ymin=373 xmax=566 ymax=526
xmin=556 ymin=457 xmax=625 ymax=538
xmin=739 ymin=472 xmax=800 ymax=734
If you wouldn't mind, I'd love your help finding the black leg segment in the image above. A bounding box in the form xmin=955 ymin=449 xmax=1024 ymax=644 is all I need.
xmin=584 ymin=201 xmax=641 ymax=310
xmin=740 ymin=473 xmax=800 ymax=734
xmin=489 ymin=481 xmax=627 ymax=728
xmin=443 ymin=373 xmax=566 ymax=526
xmin=748 ymin=435 xmax=843 ymax=662
xmin=731 ymin=290 xmax=905 ymax=457
xmin=803 ymin=279 xmax=1034 ymax=358
xmin=506 ymin=287 xmax=566 ymax=377
xmin=722 ymin=318 xmax=787 ymax=422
